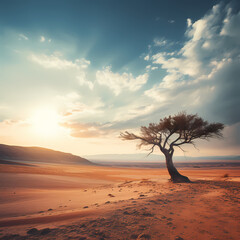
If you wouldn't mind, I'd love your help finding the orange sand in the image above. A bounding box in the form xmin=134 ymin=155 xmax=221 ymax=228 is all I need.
xmin=0 ymin=163 xmax=239 ymax=239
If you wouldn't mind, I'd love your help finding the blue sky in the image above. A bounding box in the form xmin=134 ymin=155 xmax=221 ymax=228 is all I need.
xmin=0 ymin=0 xmax=239 ymax=157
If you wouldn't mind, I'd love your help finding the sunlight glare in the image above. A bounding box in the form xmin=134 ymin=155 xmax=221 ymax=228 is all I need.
xmin=30 ymin=108 xmax=62 ymax=137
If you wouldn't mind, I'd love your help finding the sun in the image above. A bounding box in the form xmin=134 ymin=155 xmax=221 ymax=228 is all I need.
xmin=30 ymin=108 xmax=62 ymax=137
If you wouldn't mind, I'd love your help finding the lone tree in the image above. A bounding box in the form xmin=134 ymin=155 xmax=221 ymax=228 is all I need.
xmin=120 ymin=112 xmax=224 ymax=183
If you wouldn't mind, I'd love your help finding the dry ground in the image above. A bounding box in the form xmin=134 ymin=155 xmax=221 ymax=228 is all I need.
xmin=0 ymin=163 xmax=239 ymax=240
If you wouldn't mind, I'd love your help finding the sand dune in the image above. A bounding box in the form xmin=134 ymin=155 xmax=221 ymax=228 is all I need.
xmin=0 ymin=162 xmax=239 ymax=239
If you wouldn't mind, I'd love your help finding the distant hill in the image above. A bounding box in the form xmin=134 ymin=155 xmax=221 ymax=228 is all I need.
xmin=0 ymin=144 xmax=93 ymax=165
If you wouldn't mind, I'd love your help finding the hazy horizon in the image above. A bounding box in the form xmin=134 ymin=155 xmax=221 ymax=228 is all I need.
xmin=84 ymin=153 xmax=240 ymax=162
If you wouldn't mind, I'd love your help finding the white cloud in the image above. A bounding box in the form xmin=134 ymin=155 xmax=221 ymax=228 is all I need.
xmin=187 ymin=18 xmax=192 ymax=28
xmin=30 ymin=53 xmax=90 ymax=70
xmin=55 ymin=92 xmax=104 ymax=118
xmin=144 ymin=87 xmax=170 ymax=103
xmin=76 ymin=73 xmax=94 ymax=90
xmin=153 ymin=38 xmax=167 ymax=46
xmin=18 ymin=34 xmax=28 ymax=40
xmin=113 ymin=103 xmax=156 ymax=123
xmin=40 ymin=36 xmax=45 ymax=42
xmin=30 ymin=52 xmax=93 ymax=91
xmin=145 ymin=65 xmax=158 ymax=71
xmin=144 ymin=55 xmax=150 ymax=61
xmin=168 ymin=20 xmax=175 ymax=24
xmin=96 ymin=66 xmax=148 ymax=95
xmin=189 ymin=19 xmax=207 ymax=41
xmin=150 ymin=2 xmax=240 ymax=87
xmin=145 ymin=2 xmax=240 ymax=126
xmin=152 ymin=52 xmax=200 ymax=78
xmin=75 ymin=58 xmax=91 ymax=69
xmin=220 ymin=10 xmax=240 ymax=37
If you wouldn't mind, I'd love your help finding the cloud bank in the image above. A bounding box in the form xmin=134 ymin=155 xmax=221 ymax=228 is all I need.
xmin=96 ymin=66 xmax=148 ymax=95
xmin=145 ymin=2 xmax=240 ymax=125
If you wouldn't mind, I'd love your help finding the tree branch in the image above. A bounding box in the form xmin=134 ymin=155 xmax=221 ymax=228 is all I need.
xmin=169 ymin=132 xmax=182 ymax=148
xmin=147 ymin=144 xmax=156 ymax=156
xmin=120 ymin=113 xmax=224 ymax=162
xmin=163 ymin=130 xmax=175 ymax=149
xmin=176 ymin=145 xmax=186 ymax=153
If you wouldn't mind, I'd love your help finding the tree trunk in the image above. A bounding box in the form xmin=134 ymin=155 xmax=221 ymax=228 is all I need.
xmin=165 ymin=153 xmax=191 ymax=183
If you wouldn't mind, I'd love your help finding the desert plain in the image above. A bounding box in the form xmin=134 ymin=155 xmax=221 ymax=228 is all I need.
xmin=0 ymin=161 xmax=240 ymax=240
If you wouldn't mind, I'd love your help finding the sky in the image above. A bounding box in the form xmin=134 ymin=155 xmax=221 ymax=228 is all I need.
xmin=0 ymin=0 xmax=240 ymax=158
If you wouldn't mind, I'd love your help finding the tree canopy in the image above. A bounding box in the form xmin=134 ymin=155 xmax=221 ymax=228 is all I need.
xmin=120 ymin=112 xmax=224 ymax=182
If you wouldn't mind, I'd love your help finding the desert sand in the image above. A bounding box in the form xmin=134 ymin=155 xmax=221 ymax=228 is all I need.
xmin=0 ymin=162 xmax=240 ymax=240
